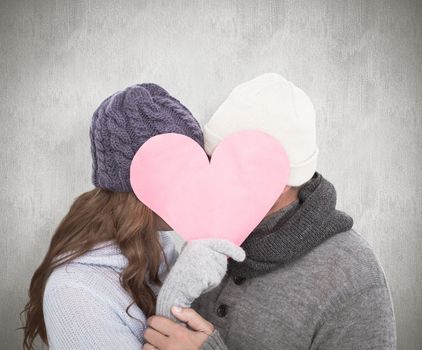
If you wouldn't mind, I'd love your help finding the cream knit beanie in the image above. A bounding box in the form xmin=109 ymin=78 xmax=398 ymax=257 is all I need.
xmin=203 ymin=73 xmax=319 ymax=187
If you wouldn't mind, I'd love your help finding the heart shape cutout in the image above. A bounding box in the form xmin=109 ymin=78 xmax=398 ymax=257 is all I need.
xmin=130 ymin=130 xmax=290 ymax=245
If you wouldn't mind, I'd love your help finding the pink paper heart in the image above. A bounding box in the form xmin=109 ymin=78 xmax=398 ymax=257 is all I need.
xmin=130 ymin=130 xmax=290 ymax=245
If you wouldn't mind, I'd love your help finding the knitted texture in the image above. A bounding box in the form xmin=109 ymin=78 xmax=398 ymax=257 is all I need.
xmin=90 ymin=83 xmax=204 ymax=192
xmin=228 ymin=171 xmax=354 ymax=278
xmin=156 ymin=239 xmax=245 ymax=322
xmin=203 ymin=73 xmax=319 ymax=186
xmin=43 ymin=232 xmax=178 ymax=349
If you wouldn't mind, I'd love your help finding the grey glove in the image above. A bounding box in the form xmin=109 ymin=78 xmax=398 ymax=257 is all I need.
xmin=156 ymin=239 xmax=246 ymax=321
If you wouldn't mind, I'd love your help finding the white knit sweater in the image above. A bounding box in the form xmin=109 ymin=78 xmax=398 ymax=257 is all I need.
xmin=43 ymin=231 xmax=178 ymax=349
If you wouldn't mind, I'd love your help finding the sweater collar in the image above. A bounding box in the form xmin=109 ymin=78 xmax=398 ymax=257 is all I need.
xmin=228 ymin=171 xmax=354 ymax=279
xmin=71 ymin=240 xmax=128 ymax=271
xmin=68 ymin=231 xmax=178 ymax=282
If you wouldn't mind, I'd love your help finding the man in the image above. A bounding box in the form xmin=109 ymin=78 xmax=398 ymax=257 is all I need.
xmin=143 ymin=73 xmax=396 ymax=349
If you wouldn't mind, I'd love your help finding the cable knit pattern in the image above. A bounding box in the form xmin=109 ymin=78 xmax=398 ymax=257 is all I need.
xmin=90 ymin=83 xmax=204 ymax=192
xmin=43 ymin=231 xmax=178 ymax=350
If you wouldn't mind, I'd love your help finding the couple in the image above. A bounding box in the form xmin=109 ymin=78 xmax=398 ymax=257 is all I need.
xmin=22 ymin=73 xmax=396 ymax=349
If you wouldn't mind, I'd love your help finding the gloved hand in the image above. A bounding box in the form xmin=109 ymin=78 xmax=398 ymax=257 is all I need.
xmin=156 ymin=239 xmax=246 ymax=321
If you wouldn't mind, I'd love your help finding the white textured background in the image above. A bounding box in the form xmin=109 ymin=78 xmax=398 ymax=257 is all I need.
xmin=1 ymin=1 xmax=421 ymax=349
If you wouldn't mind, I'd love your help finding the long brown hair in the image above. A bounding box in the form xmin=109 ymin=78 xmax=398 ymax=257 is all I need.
xmin=20 ymin=187 xmax=167 ymax=349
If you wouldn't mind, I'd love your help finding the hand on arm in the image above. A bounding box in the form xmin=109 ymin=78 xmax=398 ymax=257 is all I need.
xmin=144 ymin=307 xmax=227 ymax=350
xmin=148 ymin=239 xmax=243 ymax=349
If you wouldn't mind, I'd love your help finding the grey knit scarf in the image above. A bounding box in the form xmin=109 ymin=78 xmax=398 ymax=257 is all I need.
xmin=228 ymin=171 xmax=354 ymax=279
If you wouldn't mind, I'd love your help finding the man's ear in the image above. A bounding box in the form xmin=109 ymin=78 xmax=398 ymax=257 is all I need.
xmin=282 ymin=185 xmax=291 ymax=194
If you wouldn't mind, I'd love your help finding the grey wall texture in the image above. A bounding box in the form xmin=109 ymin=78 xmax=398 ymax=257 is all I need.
xmin=1 ymin=0 xmax=421 ymax=349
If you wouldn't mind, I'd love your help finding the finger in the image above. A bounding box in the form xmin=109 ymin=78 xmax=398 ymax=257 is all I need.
xmin=147 ymin=315 xmax=179 ymax=336
xmin=143 ymin=343 xmax=158 ymax=350
xmin=171 ymin=307 xmax=214 ymax=335
xmin=198 ymin=239 xmax=246 ymax=262
xmin=144 ymin=327 xmax=167 ymax=349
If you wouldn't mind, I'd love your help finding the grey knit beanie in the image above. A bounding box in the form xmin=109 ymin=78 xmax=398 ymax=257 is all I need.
xmin=90 ymin=83 xmax=204 ymax=192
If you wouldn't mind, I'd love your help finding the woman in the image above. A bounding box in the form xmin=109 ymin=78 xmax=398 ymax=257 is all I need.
xmin=21 ymin=83 xmax=206 ymax=349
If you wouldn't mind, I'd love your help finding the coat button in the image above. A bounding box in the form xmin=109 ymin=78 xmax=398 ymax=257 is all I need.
xmin=216 ymin=304 xmax=228 ymax=317
xmin=233 ymin=276 xmax=246 ymax=285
